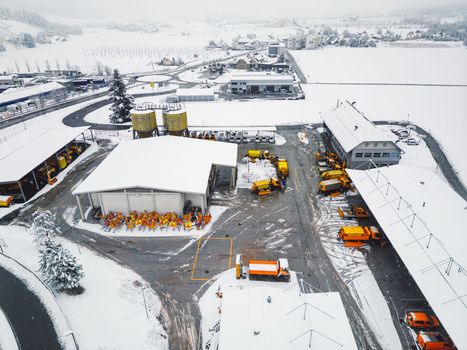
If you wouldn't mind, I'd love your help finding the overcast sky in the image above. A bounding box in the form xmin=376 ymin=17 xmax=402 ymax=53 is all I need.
xmin=3 ymin=0 xmax=467 ymax=20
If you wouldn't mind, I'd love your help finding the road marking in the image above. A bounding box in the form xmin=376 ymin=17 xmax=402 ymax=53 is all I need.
xmin=191 ymin=237 xmax=233 ymax=281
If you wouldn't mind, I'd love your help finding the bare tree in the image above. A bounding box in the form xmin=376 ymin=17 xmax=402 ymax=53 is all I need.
xmin=94 ymin=61 xmax=104 ymax=75
xmin=14 ymin=60 xmax=20 ymax=73
xmin=45 ymin=59 xmax=51 ymax=71
xmin=35 ymin=60 xmax=41 ymax=72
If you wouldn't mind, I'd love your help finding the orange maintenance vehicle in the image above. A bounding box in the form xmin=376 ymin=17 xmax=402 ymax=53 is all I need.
xmin=338 ymin=226 xmax=382 ymax=247
xmin=416 ymin=331 xmax=456 ymax=350
xmin=406 ymin=311 xmax=440 ymax=330
xmin=0 ymin=195 xmax=14 ymax=208
xmin=248 ymin=258 xmax=290 ymax=282
xmin=338 ymin=206 xmax=369 ymax=219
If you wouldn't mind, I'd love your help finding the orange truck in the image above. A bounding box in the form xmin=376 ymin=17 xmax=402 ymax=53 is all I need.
xmin=406 ymin=311 xmax=440 ymax=329
xmin=338 ymin=206 xmax=369 ymax=219
xmin=338 ymin=226 xmax=382 ymax=247
xmin=416 ymin=331 xmax=456 ymax=350
xmin=248 ymin=258 xmax=290 ymax=282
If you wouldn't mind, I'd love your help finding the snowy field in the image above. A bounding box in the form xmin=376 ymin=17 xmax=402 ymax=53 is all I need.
xmin=291 ymin=44 xmax=467 ymax=84
xmin=0 ymin=225 xmax=168 ymax=350
xmin=0 ymin=20 xmax=298 ymax=74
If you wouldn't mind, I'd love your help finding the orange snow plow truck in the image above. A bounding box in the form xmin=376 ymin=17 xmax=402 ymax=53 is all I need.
xmin=247 ymin=258 xmax=290 ymax=282
xmin=338 ymin=226 xmax=382 ymax=247
xmin=416 ymin=331 xmax=456 ymax=350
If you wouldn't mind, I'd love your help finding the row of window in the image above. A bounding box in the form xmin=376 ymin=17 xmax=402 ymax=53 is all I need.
xmin=354 ymin=152 xmax=399 ymax=159
xmin=364 ymin=142 xmax=389 ymax=147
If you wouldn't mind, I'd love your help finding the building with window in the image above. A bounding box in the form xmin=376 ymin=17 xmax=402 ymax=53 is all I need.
xmin=229 ymin=73 xmax=294 ymax=94
xmin=322 ymin=101 xmax=401 ymax=168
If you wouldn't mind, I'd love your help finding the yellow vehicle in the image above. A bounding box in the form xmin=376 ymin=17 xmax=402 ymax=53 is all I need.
xmin=338 ymin=206 xmax=369 ymax=219
xmin=251 ymin=178 xmax=283 ymax=196
xmin=246 ymin=150 xmax=270 ymax=160
xmin=338 ymin=226 xmax=382 ymax=247
xmin=0 ymin=195 xmax=14 ymax=207
xmin=276 ymin=159 xmax=289 ymax=179
xmin=321 ymin=170 xmax=345 ymax=180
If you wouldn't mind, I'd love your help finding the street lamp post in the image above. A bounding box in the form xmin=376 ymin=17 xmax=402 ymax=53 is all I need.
xmin=142 ymin=286 xmax=149 ymax=319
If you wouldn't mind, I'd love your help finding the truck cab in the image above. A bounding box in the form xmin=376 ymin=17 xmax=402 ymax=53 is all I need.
xmin=406 ymin=312 xmax=440 ymax=329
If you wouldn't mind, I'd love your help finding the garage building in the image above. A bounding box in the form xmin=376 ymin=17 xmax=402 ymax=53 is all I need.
xmin=73 ymin=136 xmax=238 ymax=220
xmin=322 ymin=101 xmax=401 ymax=168
xmin=0 ymin=126 xmax=92 ymax=203
xmin=230 ymin=73 xmax=294 ymax=94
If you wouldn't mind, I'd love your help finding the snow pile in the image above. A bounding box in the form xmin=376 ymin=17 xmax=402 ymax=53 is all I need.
xmin=314 ymin=194 xmax=402 ymax=350
xmin=297 ymin=132 xmax=309 ymax=145
xmin=236 ymin=158 xmax=277 ymax=188
xmin=275 ymin=133 xmax=286 ymax=146
xmin=0 ymin=306 xmax=19 ymax=350
xmin=0 ymin=225 xmax=168 ymax=350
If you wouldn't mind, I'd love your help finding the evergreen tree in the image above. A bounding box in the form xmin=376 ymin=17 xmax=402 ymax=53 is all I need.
xmin=109 ymin=69 xmax=133 ymax=124
xmin=29 ymin=210 xmax=59 ymax=247
xmin=39 ymin=239 xmax=84 ymax=292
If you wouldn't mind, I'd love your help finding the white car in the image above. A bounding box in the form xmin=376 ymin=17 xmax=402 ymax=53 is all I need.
xmin=406 ymin=138 xmax=419 ymax=145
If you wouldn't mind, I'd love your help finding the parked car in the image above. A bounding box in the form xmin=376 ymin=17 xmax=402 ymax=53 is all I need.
xmin=406 ymin=138 xmax=419 ymax=145
xmin=416 ymin=331 xmax=456 ymax=350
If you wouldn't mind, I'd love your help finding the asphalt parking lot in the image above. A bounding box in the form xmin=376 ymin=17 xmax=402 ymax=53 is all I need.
xmin=1 ymin=126 xmax=434 ymax=350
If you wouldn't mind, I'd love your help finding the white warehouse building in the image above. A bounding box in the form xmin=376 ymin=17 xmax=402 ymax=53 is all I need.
xmin=229 ymin=73 xmax=294 ymax=94
xmin=322 ymin=101 xmax=402 ymax=168
xmin=73 ymin=136 xmax=238 ymax=220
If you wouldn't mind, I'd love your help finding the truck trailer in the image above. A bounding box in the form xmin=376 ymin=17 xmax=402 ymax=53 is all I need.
xmin=248 ymin=258 xmax=290 ymax=282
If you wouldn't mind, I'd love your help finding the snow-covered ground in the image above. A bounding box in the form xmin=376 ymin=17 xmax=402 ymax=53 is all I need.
xmin=0 ymin=225 xmax=168 ymax=350
xmin=65 ymin=205 xmax=227 ymax=238
xmin=315 ymin=194 xmax=402 ymax=350
xmin=291 ymin=45 xmax=467 ymax=84
xmin=236 ymin=158 xmax=278 ymax=188
xmin=0 ymin=305 xmax=19 ymax=350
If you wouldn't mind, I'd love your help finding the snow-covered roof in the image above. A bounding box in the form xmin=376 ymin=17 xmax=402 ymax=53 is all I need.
xmin=0 ymin=82 xmax=65 ymax=105
xmin=218 ymin=287 xmax=357 ymax=350
xmin=73 ymin=136 xmax=238 ymax=196
xmin=347 ymin=165 xmax=467 ymax=349
xmin=176 ymin=88 xmax=214 ymax=97
xmin=0 ymin=126 xmax=90 ymax=184
xmin=231 ymin=73 xmax=294 ymax=84
xmin=322 ymin=101 xmax=396 ymax=153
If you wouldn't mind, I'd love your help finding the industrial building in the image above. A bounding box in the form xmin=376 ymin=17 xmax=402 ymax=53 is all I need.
xmin=322 ymin=101 xmax=401 ymax=168
xmin=0 ymin=126 xmax=92 ymax=203
xmin=267 ymin=43 xmax=286 ymax=57
xmin=218 ymin=286 xmax=358 ymax=350
xmin=73 ymin=136 xmax=238 ymax=221
xmin=0 ymin=82 xmax=67 ymax=112
xmin=0 ymin=74 xmax=22 ymax=92
xmin=229 ymin=73 xmax=294 ymax=94
xmin=346 ymin=165 xmax=467 ymax=350
xmin=175 ymin=88 xmax=215 ymax=102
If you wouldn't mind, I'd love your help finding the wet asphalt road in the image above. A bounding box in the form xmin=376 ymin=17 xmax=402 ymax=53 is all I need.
xmin=0 ymin=264 xmax=61 ymax=350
